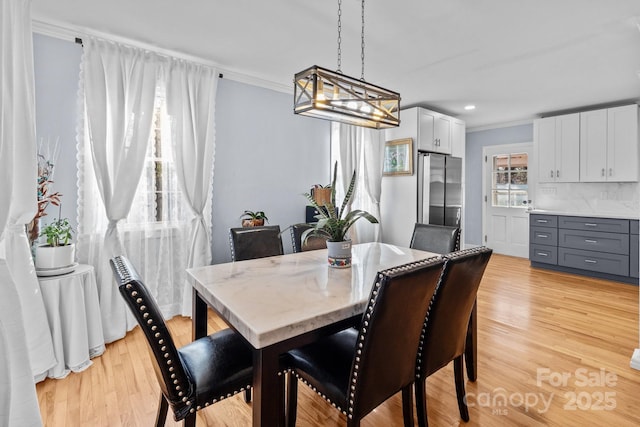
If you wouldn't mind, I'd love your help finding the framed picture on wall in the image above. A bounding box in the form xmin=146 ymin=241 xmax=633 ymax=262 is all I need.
xmin=383 ymin=138 xmax=413 ymax=176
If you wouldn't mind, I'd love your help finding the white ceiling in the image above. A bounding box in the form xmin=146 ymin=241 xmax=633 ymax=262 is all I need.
xmin=32 ymin=0 xmax=640 ymax=129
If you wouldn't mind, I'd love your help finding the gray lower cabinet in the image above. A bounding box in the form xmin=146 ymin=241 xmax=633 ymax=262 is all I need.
xmin=529 ymin=215 xmax=558 ymax=265
xmin=530 ymin=244 xmax=558 ymax=264
xmin=631 ymin=220 xmax=639 ymax=279
xmin=530 ymin=214 xmax=638 ymax=284
xmin=557 ymin=247 xmax=629 ymax=276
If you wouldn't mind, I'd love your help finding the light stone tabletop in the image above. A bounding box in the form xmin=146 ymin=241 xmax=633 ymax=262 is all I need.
xmin=187 ymin=242 xmax=438 ymax=348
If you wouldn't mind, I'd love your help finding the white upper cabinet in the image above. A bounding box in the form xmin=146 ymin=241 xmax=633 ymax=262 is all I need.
xmin=387 ymin=107 xmax=463 ymax=156
xmin=580 ymin=104 xmax=639 ymax=182
xmin=451 ymin=118 xmax=465 ymax=158
xmin=534 ymin=113 xmax=580 ymax=183
xmin=419 ymin=109 xmax=451 ymax=153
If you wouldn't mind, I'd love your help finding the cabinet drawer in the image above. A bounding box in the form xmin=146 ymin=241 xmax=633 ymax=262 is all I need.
xmin=558 ymin=216 xmax=629 ymax=233
xmin=530 ymin=227 xmax=558 ymax=246
xmin=631 ymin=220 xmax=639 ymax=235
xmin=558 ymin=248 xmax=629 ymax=276
xmin=558 ymin=229 xmax=629 ymax=255
xmin=631 ymin=234 xmax=639 ymax=279
xmin=530 ymin=244 xmax=557 ymax=265
xmin=530 ymin=214 xmax=557 ymax=228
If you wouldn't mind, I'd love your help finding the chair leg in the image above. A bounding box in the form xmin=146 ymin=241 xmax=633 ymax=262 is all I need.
xmin=244 ymin=388 xmax=252 ymax=403
xmin=454 ymin=355 xmax=470 ymax=422
xmin=155 ymin=394 xmax=169 ymax=427
xmin=415 ymin=379 xmax=429 ymax=427
xmin=286 ymin=372 xmax=298 ymax=427
xmin=183 ymin=413 xmax=196 ymax=427
xmin=401 ymin=385 xmax=415 ymax=427
xmin=465 ymin=301 xmax=478 ymax=382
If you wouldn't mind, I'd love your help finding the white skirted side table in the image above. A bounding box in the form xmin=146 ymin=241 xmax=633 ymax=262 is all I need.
xmin=36 ymin=264 xmax=105 ymax=381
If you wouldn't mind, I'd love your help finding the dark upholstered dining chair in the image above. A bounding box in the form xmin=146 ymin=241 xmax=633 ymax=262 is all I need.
xmin=229 ymin=225 xmax=284 ymax=261
xmin=409 ymin=223 xmax=460 ymax=254
xmin=110 ymin=255 xmax=254 ymax=427
xmin=285 ymin=256 xmax=446 ymax=427
xmin=290 ymin=223 xmax=328 ymax=253
xmin=414 ymin=246 xmax=492 ymax=427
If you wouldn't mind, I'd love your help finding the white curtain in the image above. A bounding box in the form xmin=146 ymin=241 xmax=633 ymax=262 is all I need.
xmin=78 ymin=39 xmax=209 ymax=336
xmin=331 ymin=123 xmax=384 ymax=243
xmin=0 ymin=0 xmax=47 ymax=425
xmin=80 ymin=37 xmax=160 ymax=343
xmin=165 ymin=59 xmax=217 ymax=316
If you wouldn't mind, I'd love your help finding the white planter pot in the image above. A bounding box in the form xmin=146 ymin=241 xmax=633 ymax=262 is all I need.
xmin=35 ymin=243 xmax=76 ymax=270
xmin=327 ymin=240 xmax=352 ymax=268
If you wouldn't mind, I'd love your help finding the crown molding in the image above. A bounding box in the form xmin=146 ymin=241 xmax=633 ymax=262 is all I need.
xmin=466 ymin=118 xmax=534 ymax=133
xmin=31 ymin=19 xmax=292 ymax=95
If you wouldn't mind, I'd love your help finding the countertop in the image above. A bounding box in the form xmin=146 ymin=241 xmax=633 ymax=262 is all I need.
xmin=528 ymin=209 xmax=640 ymax=220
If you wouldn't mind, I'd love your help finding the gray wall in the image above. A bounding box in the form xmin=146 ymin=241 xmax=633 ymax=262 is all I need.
xmin=464 ymin=124 xmax=533 ymax=246
xmin=212 ymin=79 xmax=330 ymax=263
xmin=32 ymin=34 xmax=331 ymax=264
xmin=33 ymin=34 xmax=83 ymax=232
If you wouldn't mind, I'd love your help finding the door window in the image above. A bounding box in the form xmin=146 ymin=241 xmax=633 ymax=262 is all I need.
xmin=491 ymin=153 xmax=528 ymax=208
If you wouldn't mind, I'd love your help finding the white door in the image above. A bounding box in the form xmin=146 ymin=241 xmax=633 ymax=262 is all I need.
xmin=482 ymin=143 xmax=533 ymax=258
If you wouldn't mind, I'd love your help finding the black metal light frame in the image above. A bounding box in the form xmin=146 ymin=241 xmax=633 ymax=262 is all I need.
xmin=294 ymin=65 xmax=400 ymax=129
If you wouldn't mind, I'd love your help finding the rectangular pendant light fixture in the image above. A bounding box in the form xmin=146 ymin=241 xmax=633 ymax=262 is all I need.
xmin=294 ymin=65 xmax=400 ymax=129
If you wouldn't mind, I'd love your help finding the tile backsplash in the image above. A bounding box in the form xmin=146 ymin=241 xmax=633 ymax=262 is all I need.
xmin=534 ymin=182 xmax=639 ymax=217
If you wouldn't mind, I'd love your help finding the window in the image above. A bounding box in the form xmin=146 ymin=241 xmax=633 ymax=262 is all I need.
xmin=491 ymin=152 xmax=528 ymax=208
xmin=126 ymin=92 xmax=186 ymax=226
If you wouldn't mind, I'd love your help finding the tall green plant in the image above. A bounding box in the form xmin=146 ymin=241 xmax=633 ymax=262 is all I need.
xmin=303 ymin=162 xmax=378 ymax=242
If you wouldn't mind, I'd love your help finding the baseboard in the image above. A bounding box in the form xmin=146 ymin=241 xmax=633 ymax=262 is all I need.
xmin=630 ymin=349 xmax=640 ymax=370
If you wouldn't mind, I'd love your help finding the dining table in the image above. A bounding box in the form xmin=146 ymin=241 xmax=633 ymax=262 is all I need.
xmin=186 ymin=242 xmax=476 ymax=427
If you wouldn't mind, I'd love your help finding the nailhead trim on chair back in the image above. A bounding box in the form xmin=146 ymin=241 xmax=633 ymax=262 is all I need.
xmin=346 ymin=256 xmax=445 ymax=421
xmin=110 ymin=256 xmax=195 ymax=420
xmin=416 ymin=246 xmax=492 ymax=379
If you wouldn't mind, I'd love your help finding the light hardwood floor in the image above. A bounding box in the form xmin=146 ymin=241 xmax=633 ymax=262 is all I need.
xmin=36 ymin=254 xmax=640 ymax=426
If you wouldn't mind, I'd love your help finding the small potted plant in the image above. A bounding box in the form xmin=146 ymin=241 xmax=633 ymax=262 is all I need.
xmin=303 ymin=162 xmax=378 ymax=268
xmin=311 ymin=183 xmax=332 ymax=206
xmin=240 ymin=210 xmax=269 ymax=227
xmin=35 ymin=216 xmax=76 ymax=272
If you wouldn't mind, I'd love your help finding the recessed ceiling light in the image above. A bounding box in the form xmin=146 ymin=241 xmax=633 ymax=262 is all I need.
xmin=464 ymin=105 xmax=476 ymax=111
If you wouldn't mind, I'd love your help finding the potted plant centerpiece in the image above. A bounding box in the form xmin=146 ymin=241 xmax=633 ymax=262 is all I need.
xmin=35 ymin=216 xmax=76 ymax=273
xmin=240 ymin=210 xmax=269 ymax=227
xmin=303 ymin=162 xmax=378 ymax=268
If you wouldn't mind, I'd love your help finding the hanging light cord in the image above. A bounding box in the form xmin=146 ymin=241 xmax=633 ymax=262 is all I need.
xmin=361 ymin=0 xmax=365 ymax=81
xmin=336 ymin=0 xmax=366 ymax=80
xmin=337 ymin=0 xmax=342 ymax=73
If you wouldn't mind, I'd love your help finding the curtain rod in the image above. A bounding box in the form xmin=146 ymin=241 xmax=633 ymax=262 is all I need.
xmin=74 ymin=37 xmax=223 ymax=78
xmin=35 ymin=20 xmax=288 ymax=92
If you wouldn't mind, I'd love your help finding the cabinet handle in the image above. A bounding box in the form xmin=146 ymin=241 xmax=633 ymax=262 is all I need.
xmin=556 ymin=170 xmax=560 ymax=178
xmin=584 ymin=259 xmax=597 ymax=264
xmin=601 ymin=168 xmax=605 ymax=177
xmin=550 ymin=170 xmax=554 ymax=178
xmin=584 ymin=239 xmax=598 ymax=244
xmin=537 ymin=252 xmax=548 ymax=257
xmin=584 ymin=223 xmax=597 ymax=227
xmin=609 ymin=168 xmax=613 ymax=177
xmin=536 ymin=234 xmax=548 ymax=238
xmin=537 ymin=219 xmax=548 ymax=223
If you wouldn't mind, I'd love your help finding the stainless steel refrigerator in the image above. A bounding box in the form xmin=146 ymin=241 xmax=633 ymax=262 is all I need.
xmin=417 ymin=152 xmax=462 ymax=227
